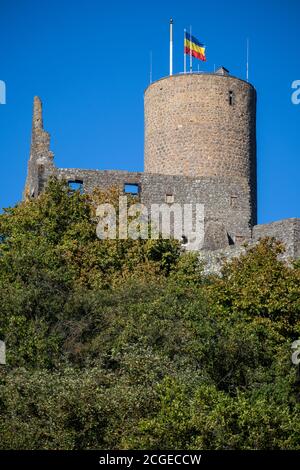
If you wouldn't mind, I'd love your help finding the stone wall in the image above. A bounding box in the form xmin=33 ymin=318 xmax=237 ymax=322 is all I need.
xmin=141 ymin=173 xmax=252 ymax=244
xmin=24 ymin=81 xmax=300 ymax=265
xmin=56 ymin=168 xmax=143 ymax=194
xmin=198 ymin=219 xmax=300 ymax=276
xmin=56 ymin=168 xmax=253 ymax=247
xmin=199 ymin=244 xmax=247 ymax=275
xmin=253 ymin=218 xmax=300 ymax=259
xmin=144 ymin=73 xmax=256 ymax=179
xmin=24 ymin=97 xmax=55 ymax=199
xmin=144 ymin=73 xmax=257 ymax=225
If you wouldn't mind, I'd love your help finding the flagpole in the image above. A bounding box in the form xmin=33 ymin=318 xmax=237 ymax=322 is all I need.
xmin=169 ymin=18 xmax=173 ymax=76
xmin=189 ymin=25 xmax=192 ymax=73
xmin=246 ymin=38 xmax=249 ymax=82
xmin=184 ymin=29 xmax=186 ymax=73
xmin=150 ymin=51 xmax=153 ymax=84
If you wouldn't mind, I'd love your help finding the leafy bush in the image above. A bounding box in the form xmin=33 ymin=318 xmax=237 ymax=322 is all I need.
xmin=0 ymin=179 xmax=299 ymax=449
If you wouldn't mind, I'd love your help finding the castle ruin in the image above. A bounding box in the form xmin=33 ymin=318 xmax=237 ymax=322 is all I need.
xmin=24 ymin=69 xmax=300 ymax=261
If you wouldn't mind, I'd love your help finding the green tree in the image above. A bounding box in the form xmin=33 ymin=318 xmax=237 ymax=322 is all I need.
xmin=0 ymin=179 xmax=300 ymax=449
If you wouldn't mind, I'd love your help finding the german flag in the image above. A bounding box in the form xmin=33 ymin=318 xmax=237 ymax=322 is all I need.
xmin=184 ymin=32 xmax=206 ymax=61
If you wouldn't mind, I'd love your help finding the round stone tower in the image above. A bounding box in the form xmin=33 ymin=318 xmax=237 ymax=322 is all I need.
xmin=144 ymin=71 xmax=257 ymax=223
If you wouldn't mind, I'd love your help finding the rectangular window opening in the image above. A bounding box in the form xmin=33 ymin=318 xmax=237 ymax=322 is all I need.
xmin=230 ymin=195 xmax=238 ymax=208
xmin=68 ymin=180 xmax=84 ymax=193
xmin=124 ymin=183 xmax=140 ymax=195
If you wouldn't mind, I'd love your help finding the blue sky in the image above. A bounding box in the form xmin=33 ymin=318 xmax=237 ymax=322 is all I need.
xmin=0 ymin=0 xmax=299 ymax=223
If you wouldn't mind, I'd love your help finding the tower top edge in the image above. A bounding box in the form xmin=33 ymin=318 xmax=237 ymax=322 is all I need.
xmin=144 ymin=72 xmax=255 ymax=94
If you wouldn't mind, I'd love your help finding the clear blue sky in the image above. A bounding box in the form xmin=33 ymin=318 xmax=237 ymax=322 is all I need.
xmin=0 ymin=0 xmax=299 ymax=223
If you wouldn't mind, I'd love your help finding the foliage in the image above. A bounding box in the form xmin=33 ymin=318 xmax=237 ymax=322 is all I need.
xmin=0 ymin=178 xmax=299 ymax=449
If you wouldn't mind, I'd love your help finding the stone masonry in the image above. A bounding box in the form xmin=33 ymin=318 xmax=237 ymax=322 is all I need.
xmin=24 ymin=70 xmax=300 ymax=261
xmin=144 ymin=73 xmax=257 ymax=225
xmin=24 ymin=96 xmax=55 ymax=199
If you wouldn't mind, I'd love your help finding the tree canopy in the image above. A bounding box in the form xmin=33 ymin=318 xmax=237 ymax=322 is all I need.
xmin=0 ymin=179 xmax=299 ymax=450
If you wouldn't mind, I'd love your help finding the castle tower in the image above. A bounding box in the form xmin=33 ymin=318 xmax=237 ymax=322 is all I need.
xmin=144 ymin=71 xmax=257 ymax=225
xmin=24 ymin=96 xmax=55 ymax=199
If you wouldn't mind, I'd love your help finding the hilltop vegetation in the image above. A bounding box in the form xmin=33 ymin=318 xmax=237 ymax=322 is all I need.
xmin=0 ymin=179 xmax=300 ymax=449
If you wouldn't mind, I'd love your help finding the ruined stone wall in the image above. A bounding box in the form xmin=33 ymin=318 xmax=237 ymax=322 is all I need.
xmin=253 ymin=218 xmax=300 ymax=259
xmin=56 ymin=168 xmax=143 ymax=194
xmin=141 ymin=173 xmax=252 ymax=243
xmin=22 ymin=81 xmax=300 ymax=265
xmin=56 ymin=168 xmax=253 ymax=245
xmin=199 ymin=219 xmax=300 ymax=275
xmin=24 ymin=97 xmax=55 ymax=199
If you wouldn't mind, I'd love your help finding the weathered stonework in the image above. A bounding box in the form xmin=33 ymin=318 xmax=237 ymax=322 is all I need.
xmin=23 ymin=71 xmax=299 ymax=267
xmin=24 ymin=96 xmax=55 ymax=199
xmin=199 ymin=220 xmax=300 ymax=275
xmin=199 ymin=245 xmax=247 ymax=276
xmin=253 ymin=219 xmax=300 ymax=259
xmin=144 ymin=73 xmax=257 ymax=226
xmin=53 ymin=168 xmax=252 ymax=243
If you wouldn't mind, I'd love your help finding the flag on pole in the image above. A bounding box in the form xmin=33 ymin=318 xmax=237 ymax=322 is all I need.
xmin=184 ymin=32 xmax=206 ymax=61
